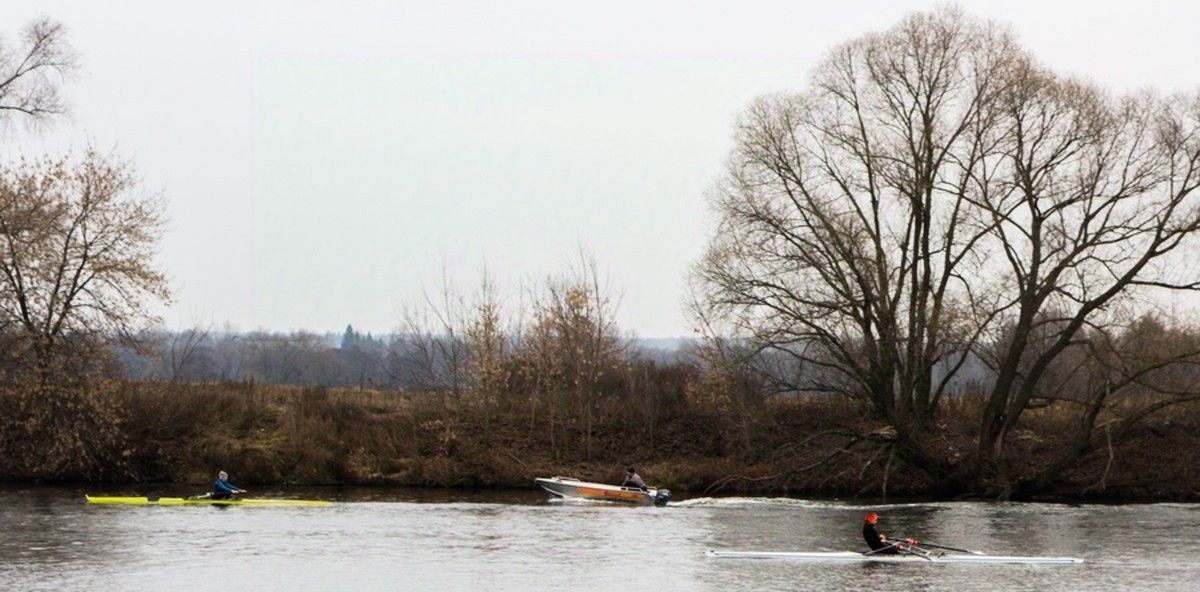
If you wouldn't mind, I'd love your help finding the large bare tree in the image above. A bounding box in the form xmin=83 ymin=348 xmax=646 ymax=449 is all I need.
xmin=695 ymin=8 xmax=1200 ymax=495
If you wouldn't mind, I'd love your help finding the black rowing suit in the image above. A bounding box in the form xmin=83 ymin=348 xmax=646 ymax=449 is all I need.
xmin=863 ymin=522 xmax=898 ymax=554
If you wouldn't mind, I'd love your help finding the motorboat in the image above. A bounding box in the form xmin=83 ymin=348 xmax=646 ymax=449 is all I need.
xmin=535 ymin=476 xmax=670 ymax=506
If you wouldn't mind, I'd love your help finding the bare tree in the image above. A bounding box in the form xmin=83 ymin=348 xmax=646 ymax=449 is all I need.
xmin=0 ymin=150 xmax=170 ymax=380
xmin=695 ymin=7 xmax=1200 ymax=495
xmin=522 ymin=251 xmax=624 ymax=459
xmin=974 ymin=71 xmax=1200 ymax=472
xmin=393 ymin=268 xmax=470 ymax=396
xmin=697 ymin=8 xmax=1015 ymax=426
xmin=0 ymin=19 xmax=77 ymax=129
xmin=465 ymin=268 xmax=509 ymax=427
xmin=1020 ymin=313 xmax=1200 ymax=494
xmin=0 ymin=150 xmax=168 ymax=479
xmin=213 ymin=329 xmax=244 ymax=381
xmin=244 ymin=331 xmax=325 ymax=385
xmin=163 ymin=325 xmax=212 ymax=382
xmin=686 ymin=292 xmax=767 ymax=455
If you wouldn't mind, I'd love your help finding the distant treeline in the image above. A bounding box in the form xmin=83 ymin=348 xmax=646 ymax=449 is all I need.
xmin=114 ymin=327 xmax=689 ymax=390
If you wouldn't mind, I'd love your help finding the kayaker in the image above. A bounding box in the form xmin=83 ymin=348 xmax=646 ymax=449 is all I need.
xmin=863 ymin=512 xmax=917 ymax=554
xmin=622 ymin=467 xmax=647 ymax=491
xmin=211 ymin=470 xmax=246 ymax=500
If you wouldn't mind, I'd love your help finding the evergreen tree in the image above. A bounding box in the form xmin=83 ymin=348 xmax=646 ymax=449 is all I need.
xmin=341 ymin=324 xmax=358 ymax=350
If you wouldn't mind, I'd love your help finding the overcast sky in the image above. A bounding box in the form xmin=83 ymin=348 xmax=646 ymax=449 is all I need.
xmin=4 ymin=0 xmax=1199 ymax=337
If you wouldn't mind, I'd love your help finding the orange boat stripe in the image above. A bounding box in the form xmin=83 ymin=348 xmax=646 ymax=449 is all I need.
xmin=578 ymin=487 xmax=643 ymax=500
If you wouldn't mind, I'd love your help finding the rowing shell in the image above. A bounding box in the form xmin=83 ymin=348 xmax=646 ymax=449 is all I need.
xmin=707 ymin=550 xmax=1083 ymax=564
xmin=85 ymin=496 xmax=332 ymax=507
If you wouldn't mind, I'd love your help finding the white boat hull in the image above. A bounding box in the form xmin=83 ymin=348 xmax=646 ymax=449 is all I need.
xmin=707 ymin=550 xmax=1083 ymax=564
xmin=535 ymin=476 xmax=670 ymax=506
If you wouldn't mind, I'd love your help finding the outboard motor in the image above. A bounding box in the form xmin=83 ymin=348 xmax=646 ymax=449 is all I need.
xmin=654 ymin=488 xmax=671 ymax=506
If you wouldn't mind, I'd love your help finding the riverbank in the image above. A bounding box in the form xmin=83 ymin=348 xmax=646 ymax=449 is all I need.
xmin=3 ymin=382 xmax=1198 ymax=502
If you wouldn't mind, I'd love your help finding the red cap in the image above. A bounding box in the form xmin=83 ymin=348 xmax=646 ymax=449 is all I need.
xmin=865 ymin=512 xmax=879 ymax=523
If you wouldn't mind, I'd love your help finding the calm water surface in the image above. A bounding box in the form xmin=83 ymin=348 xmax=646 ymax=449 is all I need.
xmin=1 ymin=486 xmax=1197 ymax=591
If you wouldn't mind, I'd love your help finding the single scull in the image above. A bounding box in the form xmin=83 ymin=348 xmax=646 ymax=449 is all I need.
xmin=707 ymin=550 xmax=1082 ymax=564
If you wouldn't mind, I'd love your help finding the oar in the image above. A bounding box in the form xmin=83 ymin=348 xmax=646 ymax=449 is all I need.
xmin=912 ymin=541 xmax=984 ymax=555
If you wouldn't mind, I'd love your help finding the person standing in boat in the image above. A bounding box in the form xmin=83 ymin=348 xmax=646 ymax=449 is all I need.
xmin=211 ymin=470 xmax=246 ymax=500
xmin=622 ymin=467 xmax=647 ymax=491
xmin=863 ymin=512 xmax=916 ymax=554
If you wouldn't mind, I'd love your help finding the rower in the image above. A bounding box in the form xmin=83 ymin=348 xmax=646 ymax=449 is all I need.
xmin=211 ymin=470 xmax=246 ymax=500
xmin=863 ymin=512 xmax=917 ymax=554
xmin=622 ymin=467 xmax=647 ymax=491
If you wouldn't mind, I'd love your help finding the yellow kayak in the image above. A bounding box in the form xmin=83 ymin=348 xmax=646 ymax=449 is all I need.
xmin=85 ymin=495 xmax=332 ymax=507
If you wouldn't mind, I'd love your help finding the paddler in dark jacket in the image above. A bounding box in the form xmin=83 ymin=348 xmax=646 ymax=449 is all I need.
xmin=863 ymin=512 xmax=914 ymax=554
xmin=622 ymin=467 xmax=648 ymax=491
xmin=211 ymin=470 xmax=246 ymax=500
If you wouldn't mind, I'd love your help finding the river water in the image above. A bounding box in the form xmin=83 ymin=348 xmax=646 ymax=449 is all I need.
xmin=1 ymin=486 xmax=1197 ymax=591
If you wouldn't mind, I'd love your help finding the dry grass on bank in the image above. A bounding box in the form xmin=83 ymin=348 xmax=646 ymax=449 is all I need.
xmin=36 ymin=382 xmax=1194 ymax=501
